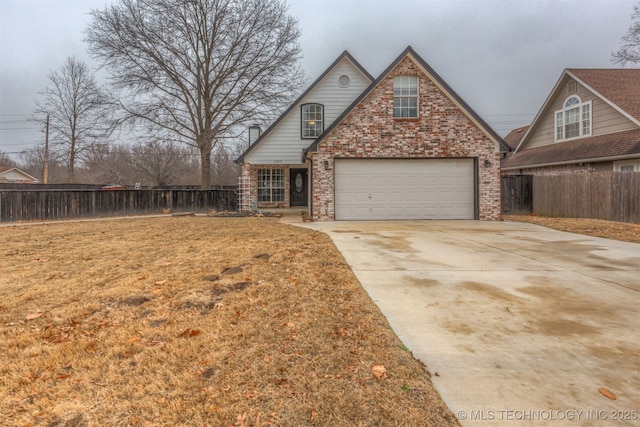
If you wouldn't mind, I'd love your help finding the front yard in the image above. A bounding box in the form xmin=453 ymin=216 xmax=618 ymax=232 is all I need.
xmin=0 ymin=217 xmax=459 ymax=426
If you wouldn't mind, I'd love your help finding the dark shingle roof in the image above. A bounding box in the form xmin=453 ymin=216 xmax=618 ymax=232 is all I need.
xmin=503 ymin=126 xmax=530 ymax=150
xmin=569 ymin=69 xmax=640 ymax=121
xmin=502 ymin=128 xmax=640 ymax=170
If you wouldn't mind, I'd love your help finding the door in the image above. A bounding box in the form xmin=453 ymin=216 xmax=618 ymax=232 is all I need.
xmin=334 ymin=158 xmax=475 ymax=220
xmin=290 ymin=168 xmax=308 ymax=206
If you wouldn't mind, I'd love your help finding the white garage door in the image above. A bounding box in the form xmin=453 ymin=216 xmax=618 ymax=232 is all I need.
xmin=334 ymin=158 xmax=475 ymax=220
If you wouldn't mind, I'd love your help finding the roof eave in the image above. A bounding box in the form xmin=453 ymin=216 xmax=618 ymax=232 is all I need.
xmin=502 ymin=153 xmax=640 ymax=171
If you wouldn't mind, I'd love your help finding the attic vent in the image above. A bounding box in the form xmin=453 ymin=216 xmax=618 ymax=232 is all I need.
xmin=567 ymin=81 xmax=578 ymax=94
xmin=338 ymin=75 xmax=350 ymax=88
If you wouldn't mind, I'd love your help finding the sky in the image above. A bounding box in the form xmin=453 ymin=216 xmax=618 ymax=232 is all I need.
xmin=0 ymin=0 xmax=637 ymax=160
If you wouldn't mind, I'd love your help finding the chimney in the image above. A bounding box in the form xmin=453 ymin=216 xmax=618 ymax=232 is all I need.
xmin=248 ymin=125 xmax=262 ymax=145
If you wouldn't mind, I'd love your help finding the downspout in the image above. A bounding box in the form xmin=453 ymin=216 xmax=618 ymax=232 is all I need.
xmin=302 ymin=148 xmax=313 ymax=220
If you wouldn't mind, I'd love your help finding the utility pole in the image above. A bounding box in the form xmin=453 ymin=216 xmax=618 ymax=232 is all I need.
xmin=43 ymin=114 xmax=49 ymax=184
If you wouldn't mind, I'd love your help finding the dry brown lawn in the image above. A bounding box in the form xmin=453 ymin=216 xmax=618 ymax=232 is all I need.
xmin=0 ymin=217 xmax=459 ymax=427
xmin=503 ymin=215 xmax=640 ymax=244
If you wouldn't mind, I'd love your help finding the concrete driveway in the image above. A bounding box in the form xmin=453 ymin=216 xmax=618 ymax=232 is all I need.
xmin=298 ymin=220 xmax=640 ymax=427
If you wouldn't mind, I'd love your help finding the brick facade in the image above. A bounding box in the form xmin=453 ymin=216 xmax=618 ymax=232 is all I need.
xmin=310 ymin=57 xmax=502 ymax=221
xmin=240 ymin=163 xmax=291 ymax=210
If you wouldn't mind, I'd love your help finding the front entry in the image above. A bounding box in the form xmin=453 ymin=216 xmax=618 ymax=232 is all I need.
xmin=290 ymin=169 xmax=308 ymax=206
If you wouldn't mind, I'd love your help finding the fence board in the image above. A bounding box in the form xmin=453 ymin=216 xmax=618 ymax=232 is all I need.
xmin=0 ymin=189 xmax=236 ymax=222
xmin=530 ymin=172 xmax=639 ymax=223
xmin=501 ymin=175 xmax=532 ymax=214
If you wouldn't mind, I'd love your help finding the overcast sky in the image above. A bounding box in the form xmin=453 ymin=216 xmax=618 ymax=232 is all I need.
xmin=0 ymin=0 xmax=637 ymax=159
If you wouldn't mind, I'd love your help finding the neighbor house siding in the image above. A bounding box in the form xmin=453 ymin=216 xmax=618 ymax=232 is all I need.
xmin=244 ymin=58 xmax=372 ymax=165
xmin=311 ymin=56 xmax=501 ymax=221
xmin=526 ymin=76 xmax=637 ymax=150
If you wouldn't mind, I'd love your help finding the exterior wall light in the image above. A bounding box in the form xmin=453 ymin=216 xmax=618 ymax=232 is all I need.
xmin=484 ymin=159 xmax=491 ymax=168
xmin=324 ymin=160 xmax=330 ymax=170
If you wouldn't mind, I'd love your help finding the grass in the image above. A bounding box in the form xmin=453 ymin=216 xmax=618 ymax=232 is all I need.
xmin=503 ymin=215 xmax=640 ymax=244
xmin=0 ymin=217 xmax=459 ymax=427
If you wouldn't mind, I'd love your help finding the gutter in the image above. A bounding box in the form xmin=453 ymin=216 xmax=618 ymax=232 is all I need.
xmin=501 ymin=153 xmax=640 ymax=171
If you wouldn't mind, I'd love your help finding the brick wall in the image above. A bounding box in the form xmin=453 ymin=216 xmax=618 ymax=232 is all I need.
xmin=240 ymin=164 xmax=291 ymax=210
xmin=311 ymin=57 xmax=502 ymax=221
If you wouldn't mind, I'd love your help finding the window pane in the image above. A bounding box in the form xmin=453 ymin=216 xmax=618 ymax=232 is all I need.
xmin=393 ymin=76 xmax=418 ymax=118
xmin=565 ymin=122 xmax=579 ymax=138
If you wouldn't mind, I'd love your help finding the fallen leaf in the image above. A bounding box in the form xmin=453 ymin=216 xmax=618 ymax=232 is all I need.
xmin=310 ymin=408 xmax=318 ymax=421
xmin=126 ymin=336 xmax=141 ymax=344
xmin=598 ymin=387 xmax=616 ymax=400
xmin=25 ymin=311 xmax=43 ymax=320
xmin=371 ymin=364 xmax=387 ymax=379
xmin=243 ymin=392 xmax=256 ymax=399
xmin=189 ymin=329 xmax=201 ymax=337
xmin=155 ymin=280 xmax=167 ymax=285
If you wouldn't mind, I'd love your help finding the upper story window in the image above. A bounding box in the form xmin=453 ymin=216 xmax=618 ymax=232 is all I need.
xmin=301 ymin=103 xmax=323 ymax=138
xmin=393 ymin=76 xmax=418 ymax=118
xmin=555 ymin=95 xmax=591 ymax=141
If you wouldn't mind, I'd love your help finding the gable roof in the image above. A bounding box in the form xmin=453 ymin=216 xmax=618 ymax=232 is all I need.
xmin=306 ymin=45 xmax=510 ymax=155
xmin=568 ymin=69 xmax=640 ymax=122
xmin=0 ymin=166 xmax=39 ymax=182
xmin=503 ymin=125 xmax=530 ymax=150
xmin=502 ymin=128 xmax=640 ymax=170
xmin=235 ymin=50 xmax=374 ymax=163
xmin=513 ymin=68 xmax=640 ymax=154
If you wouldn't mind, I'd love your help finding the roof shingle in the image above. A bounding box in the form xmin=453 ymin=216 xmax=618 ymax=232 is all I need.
xmin=569 ymin=69 xmax=640 ymax=121
xmin=502 ymin=128 xmax=640 ymax=169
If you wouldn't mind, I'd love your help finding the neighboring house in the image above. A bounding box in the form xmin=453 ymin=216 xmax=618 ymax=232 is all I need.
xmin=237 ymin=46 xmax=508 ymax=221
xmin=0 ymin=166 xmax=39 ymax=184
xmin=502 ymin=69 xmax=640 ymax=175
xmin=502 ymin=125 xmax=530 ymax=157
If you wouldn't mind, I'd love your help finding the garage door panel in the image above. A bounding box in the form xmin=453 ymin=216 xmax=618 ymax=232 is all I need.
xmin=334 ymin=159 xmax=475 ymax=220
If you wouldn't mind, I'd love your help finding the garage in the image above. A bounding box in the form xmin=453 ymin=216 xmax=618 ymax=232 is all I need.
xmin=334 ymin=158 xmax=476 ymax=220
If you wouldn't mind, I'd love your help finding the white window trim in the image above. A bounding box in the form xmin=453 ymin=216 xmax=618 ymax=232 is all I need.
xmin=613 ymin=160 xmax=640 ymax=172
xmin=301 ymin=103 xmax=324 ymax=139
xmin=393 ymin=75 xmax=419 ymax=118
xmin=554 ymin=96 xmax=592 ymax=142
xmin=257 ymin=168 xmax=285 ymax=203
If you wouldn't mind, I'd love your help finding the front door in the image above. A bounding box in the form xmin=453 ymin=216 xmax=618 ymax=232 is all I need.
xmin=290 ymin=169 xmax=308 ymax=206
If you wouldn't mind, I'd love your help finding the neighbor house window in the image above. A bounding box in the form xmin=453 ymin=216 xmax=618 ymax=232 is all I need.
xmin=258 ymin=169 xmax=285 ymax=202
xmin=620 ymin=165 xmax=635 ymax=172
xmin=393 ymin=75 xmax=418 ymax=118
xmin=555 ymin=96 xmax=591 ymax=141
xmin=301 ymin=104 xmax=323 ymax=138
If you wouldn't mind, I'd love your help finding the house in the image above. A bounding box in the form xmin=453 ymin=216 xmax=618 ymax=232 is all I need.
xmin=237 ymin=46 xmax=509 ymax=220
xmin=502 ymin=69 xmax=640 ymax=175
xmin=0 ymin=166 xmax=39 ymax=184
xmin=503 ymin=125 xmax=530 ymax=153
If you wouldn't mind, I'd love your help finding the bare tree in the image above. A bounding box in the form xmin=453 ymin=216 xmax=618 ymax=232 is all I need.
xmin=128 ymin=139 xmax=190 ymax=186
xmin=0 ymin=150 xmax=16 ymax=167
xmin=34 ymin=56 xmax=114 ymax=182
xmin=16 ymin=146 xmax=67 ymax=183
xmin=85 ymin=0 xmax=305 ymax=190
xmin=612 ymin=2 xmax=640 ymax=65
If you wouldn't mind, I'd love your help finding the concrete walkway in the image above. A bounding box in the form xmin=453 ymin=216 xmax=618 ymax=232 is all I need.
xmin=297 ymin=220 xmax=640 ymax=427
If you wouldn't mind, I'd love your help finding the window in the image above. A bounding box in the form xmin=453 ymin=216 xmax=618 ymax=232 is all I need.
xmin=555 ymin=96 xmax=591 ymax=141
xmin=620 ymin=165 xmax=635 ymax=172
xmin=301 ymin=104 xmax=323 ymax=138
xmin=393 ymin=76 xmax=418 ymax=118
xmin=258 ymin=169 xmax=284 ymax=202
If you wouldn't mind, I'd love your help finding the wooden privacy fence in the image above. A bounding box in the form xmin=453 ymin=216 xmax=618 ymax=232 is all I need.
xmin=531 ymin=172 xmax=640 ymax=223
xmin=0 ymin=189 xmax=237 ymax=222
xmin=501 ymin=175 xmax=533 ymax=215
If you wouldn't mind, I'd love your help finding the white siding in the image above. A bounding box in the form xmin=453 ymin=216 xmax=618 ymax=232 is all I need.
xmin=245 ymin=58 xmax=371 ymax=164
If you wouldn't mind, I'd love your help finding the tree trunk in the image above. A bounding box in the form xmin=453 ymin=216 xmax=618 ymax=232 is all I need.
xmin=200 ymin=145 xmax=212 ymax=190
